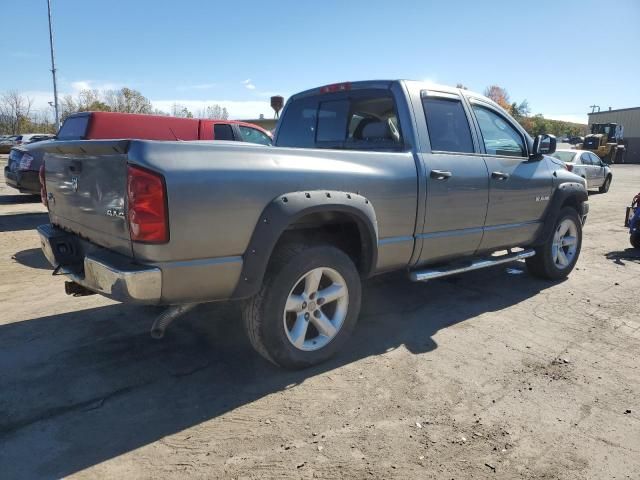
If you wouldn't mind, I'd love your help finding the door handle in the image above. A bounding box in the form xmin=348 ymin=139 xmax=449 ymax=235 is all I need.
xmin=68 ymin=160 xmax=82 ymax=174
xmin=430 ymin=169 xmax=452 ymax=180
xmin=491 ymin=171 xmax=509 ymax=180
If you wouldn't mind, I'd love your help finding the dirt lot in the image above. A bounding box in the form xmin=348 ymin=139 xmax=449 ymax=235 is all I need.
xmin=0 ymin=155 xmax=639 ymax=479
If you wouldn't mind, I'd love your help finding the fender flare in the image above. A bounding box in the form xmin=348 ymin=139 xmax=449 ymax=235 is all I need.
xmin=532 ymin=182 xmax=588 ymax=246
xmin=231 ymin=190 xmax=379 ymax=299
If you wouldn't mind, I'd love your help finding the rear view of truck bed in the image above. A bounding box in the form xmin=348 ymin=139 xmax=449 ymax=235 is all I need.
xmin=42 ymin=140 xmax=134 ymax=257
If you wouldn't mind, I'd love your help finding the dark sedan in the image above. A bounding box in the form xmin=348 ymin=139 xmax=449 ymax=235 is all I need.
xmin=4 ymin=141 xmax=53 ymax=194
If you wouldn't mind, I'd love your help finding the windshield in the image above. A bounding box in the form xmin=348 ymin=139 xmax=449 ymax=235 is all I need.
xmin=551 ymin=151 xmax=576 ymax=162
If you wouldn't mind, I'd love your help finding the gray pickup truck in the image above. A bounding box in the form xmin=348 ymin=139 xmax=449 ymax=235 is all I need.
xmin=37 ymin=80 xmax=588 ymax=368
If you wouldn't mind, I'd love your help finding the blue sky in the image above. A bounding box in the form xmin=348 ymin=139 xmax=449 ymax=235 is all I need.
xmin=2 ymin=0 xmax=639 ymax=122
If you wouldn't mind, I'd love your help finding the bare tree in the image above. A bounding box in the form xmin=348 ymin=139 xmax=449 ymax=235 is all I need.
xmin=171 ymin=103 xmax=193 ymax=118
xmin=201 ymin=104 xmax=229 ymax=120
xmin=0 ymin=91 xmax=34 ymax=134
xmin=104 ymin=88 xmax=152 ymax=114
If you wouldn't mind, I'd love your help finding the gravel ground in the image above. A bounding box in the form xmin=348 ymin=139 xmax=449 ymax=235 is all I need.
xmin=0 ymin=155 xmax=639 ymax=479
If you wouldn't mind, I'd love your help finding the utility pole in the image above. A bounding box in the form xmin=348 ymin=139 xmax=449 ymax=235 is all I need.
xmin=589 ymin=105 xmax=600 ymax=114
xmin=47 ymin=0 xmax=60 ymax=129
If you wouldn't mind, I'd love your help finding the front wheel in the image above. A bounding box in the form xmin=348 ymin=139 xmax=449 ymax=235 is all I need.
xmin=599 ymin=176 xmax=611 ymax=193
xmin=526 ymin=207 xmax=582 ymax=280
xmin=631 ymin=232 xmax=640 ymax=249
xmin=242 ymin=244 xmax=362 ymax=369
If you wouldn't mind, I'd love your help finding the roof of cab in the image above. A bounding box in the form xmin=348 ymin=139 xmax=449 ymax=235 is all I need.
xmin=289 ymin=79 xmax=500 ymax=109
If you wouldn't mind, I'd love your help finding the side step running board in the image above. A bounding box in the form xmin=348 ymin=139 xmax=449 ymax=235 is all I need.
xmin=409 ymin=248 xmax=535 ymax=282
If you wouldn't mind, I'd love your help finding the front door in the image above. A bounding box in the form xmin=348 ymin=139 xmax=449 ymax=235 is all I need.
xmin=469 ymin=102 xmax=552 ymax=251
xmin=417 ymin=91 xmax=490 ymax=264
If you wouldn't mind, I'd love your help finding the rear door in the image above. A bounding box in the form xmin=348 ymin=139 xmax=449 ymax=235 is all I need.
xmin=468 ymin=100 xmax=552 ymax=251
xmin=588 ymin=152 xmax=606 ymax=186
xmin=43 ymin=141 xmax=132 ymax=256
xmin=570 ymin=154 xmax=586 ymax=181
xmin=579 ymin=152 xmax=594 ymax=186
xmin=417 ymin=91 xmax=489 ymax=263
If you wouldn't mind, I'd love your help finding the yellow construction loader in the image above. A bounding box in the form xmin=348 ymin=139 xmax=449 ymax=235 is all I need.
xmin=581 ymin=123 xmax=625 ymax=163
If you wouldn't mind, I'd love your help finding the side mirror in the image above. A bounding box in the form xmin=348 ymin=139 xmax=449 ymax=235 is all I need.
xmin=531 ymin=134 xmax=556 ymax=159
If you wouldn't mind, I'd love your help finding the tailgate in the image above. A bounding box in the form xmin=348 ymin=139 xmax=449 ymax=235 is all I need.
xmin=43 ymin=140 xmax=133 ymax=256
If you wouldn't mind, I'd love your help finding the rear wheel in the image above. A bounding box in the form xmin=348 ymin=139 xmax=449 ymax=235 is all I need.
xmin=242 ymin=243 xmax=362 ymax=369
xmin=526 ymin=207 xmax=582 ymax=280
xmin=599 ymin=175 xmax=611 ymax=193
xmin=631 ymin=232 xmax=640 ymax=249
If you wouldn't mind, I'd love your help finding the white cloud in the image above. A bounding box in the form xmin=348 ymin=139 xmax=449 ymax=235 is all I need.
xmin=151 ymin=99 xmax=272 ymax=119
xmin=242 ymin=79 xmax=256 ymax=90
xmin=19 ymin=90 xmax=58 ymax=115
xmin=545 ymin=113 xmax=588 ymax=124
xmin=176 ymin=83 xmax=217 ymax=91
xmin=70 ymin=80 xmax=122 ymax=92
xmin=18 ymin=78 xmax=279 ymax=120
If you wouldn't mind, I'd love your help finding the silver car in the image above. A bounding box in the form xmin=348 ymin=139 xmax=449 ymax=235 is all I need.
xmin=551 ymin=149 xmax=613 ymax=193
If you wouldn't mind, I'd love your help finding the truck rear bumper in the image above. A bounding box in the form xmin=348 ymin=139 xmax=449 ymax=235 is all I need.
xmin=37 ymin=224 xmax=243 ymax=305
xmin=4 ymin=167 xmax=40 ymax=194
xmin=38 ymin=224 xmax=161 ymax=304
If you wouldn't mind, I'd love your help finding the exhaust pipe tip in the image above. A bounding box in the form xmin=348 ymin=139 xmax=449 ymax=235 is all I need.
xmin=150 ymin=327 xmax=165 ymax=340
xmin=150 ymin=303 xmax=198 ymax=340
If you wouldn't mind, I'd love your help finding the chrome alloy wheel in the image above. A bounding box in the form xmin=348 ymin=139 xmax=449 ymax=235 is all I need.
xmin=552 ymin=218 xmax=578 ymax=269
xmin=283 ymin=267 xmax=349 ymax=351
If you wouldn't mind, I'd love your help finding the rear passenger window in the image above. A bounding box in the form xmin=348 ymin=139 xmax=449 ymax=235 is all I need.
xmin=276 ymin=90 xmax=403 ymax=151
xmin=472 ymin=105 xmax=526 ymax=157
xmin=213 ymin=124 xmax=235 ymax=141
xmin=422 ymin=97 xmax=474 ymax=153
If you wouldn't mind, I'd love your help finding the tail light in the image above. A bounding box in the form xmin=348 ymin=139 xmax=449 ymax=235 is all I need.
xmin=566 ymin=163 xmax=573 ymax=172
xmin=126 ymin=165 xmax=168 ymax=243
xmin=19 ymin=153 xmax=34 ymax=170
xmin=39 ymin=164 xmax=48 ymax=207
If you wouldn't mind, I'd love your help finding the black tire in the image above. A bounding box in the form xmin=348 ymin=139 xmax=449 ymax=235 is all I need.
xmin=526 ymin=206 xmax=582 ymax=280
xmin=242 ymin=243 xmax=362 ymax=369
xmin=599 ymin=175 xmax=611 ymax=193
xmin=631 ymin=232 xmax=640 ymax=249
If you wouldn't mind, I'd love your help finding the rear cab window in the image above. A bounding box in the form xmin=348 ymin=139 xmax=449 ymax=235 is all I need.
xmin=57 ymin=115 xmax=89 ymax=140
xmin=213 ymin=123 xmax=235 ymax=141
xmin=275 ymin=88 xmax=404 ymax=151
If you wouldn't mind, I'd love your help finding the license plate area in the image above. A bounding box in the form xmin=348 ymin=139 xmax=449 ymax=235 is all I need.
xmin=37 ymin=224 xmax=84 ymax=270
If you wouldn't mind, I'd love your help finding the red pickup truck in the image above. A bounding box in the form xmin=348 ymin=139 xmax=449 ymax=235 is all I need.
xmin=5 ymin=112 xmax=272 ymax=194
xmin=58 ymin=111 xmax=272 ymax=144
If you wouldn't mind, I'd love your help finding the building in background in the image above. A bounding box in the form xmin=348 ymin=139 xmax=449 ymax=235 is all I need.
xmin=241 ymin=114 xmax=278 ymax=132
xmin=588 ymin=107 xmax=640 ymax=163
